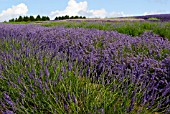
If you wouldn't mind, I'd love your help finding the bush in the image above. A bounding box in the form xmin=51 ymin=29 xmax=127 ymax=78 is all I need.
xmin=147 ymin=17 xmax=160 ymax=21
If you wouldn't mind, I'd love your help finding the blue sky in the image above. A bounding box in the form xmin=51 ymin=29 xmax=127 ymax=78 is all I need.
xmin=0 ymin=0 xmax=170 ymax=21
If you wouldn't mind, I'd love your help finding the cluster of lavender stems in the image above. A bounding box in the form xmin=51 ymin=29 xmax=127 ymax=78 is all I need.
xmin=0 ymin=23 xmax=169 ymax=113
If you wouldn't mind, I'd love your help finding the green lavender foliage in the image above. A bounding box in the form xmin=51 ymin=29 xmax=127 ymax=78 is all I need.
xmin=0 ymin=23 xmax=170 ymax=114
xmin=42 ymin=21 xmax=170 ymax=40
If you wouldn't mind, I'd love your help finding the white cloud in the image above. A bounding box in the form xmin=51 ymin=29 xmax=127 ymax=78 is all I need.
xmin=78 ymin=9 xmax=108 ymax=18
xmin=108 ymin=12 xmax=126 ymax=17
xmin=50 ymin=0 xmax=126 ymax=19
xmin=50 ymin=0 xmax=88 ymax=18
xmin=0 ymin=3 xmax=28 ymax=22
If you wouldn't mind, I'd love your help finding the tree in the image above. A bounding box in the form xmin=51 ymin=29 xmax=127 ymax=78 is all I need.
xmin=15 ymin=18 xmax=18 ymax=22
xmin=9 ymin=18 xmax=15 ymax=22
xmin=70 ymin=16 xmax=74 ymax=19
xmin=36 ymin=15 xmax=41 ymax=21
xmin=8 ymin=15 xmax=50 ymax=22
xmin=30 ymin=16 xmax=35 ymax=21
xmin=42 ymin=16 xmax=50 ymax=21
xmin=18 ymin=16 xmax=23 ymax=22
xmin=65 ymin=15 xmax=69 ymax=19
xmin=75 ymin=16 xmax=79 ymax=19
xmin=61 ymin=16 xmax=65 ymax=20
xmin=42 ymin=16 xmax=47 ymax=21
xmin=23 ymin=16 xmax=29 ymax=22
xmin=54 ymin=15 xmax=86 ymax=20
xmin=55 ymin=17 xmax=59 ymax=20
xmin=46 ymin=16 xmax=50 ymax=21
xmin=83 ymin=16 xmax=86 ymax=19
xmin=59 ymin=16 xmax=62 ymax=20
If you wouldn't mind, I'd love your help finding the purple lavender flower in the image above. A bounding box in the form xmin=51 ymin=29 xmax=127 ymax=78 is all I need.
xmin=45 ymin=67 xmax=50 ymax=77
xmin=1 ymin=101 xmax=5 ymax=108
xmin=72 ymin=93 xmax=77 ymax=104
xmin=3 ymin=110 xmax=14 ymax=114
xmin=0 ymin=22 xmax=170 ymax=113
xmin=4 ymin=93 xmax=11 ymax=100
xmin=67 ymin=92 xmax=71 ymax=100
xmin=5 ymin=99 xmax=14 ymax=107
xmin=58 ymin=72 xmax=63 ymax=81
xmin=64 ymin=101 xmax=68 ymax=111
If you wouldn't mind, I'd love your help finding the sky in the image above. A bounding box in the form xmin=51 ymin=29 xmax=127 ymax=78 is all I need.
xmin=0 ymin=0 xmax=170 ymax=22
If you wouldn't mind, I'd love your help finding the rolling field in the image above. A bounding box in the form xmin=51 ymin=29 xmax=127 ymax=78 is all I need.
xmin=0 ymin=21 xmax=170 ymax=113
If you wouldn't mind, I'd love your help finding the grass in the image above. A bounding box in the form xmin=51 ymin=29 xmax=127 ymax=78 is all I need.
xmin=3 ymin=21 xmax=31 ymax=24
xmin=147 ymin=18 xmax=160 ymax=21
xmin=3 ymin=21 xmax=50 ymax=24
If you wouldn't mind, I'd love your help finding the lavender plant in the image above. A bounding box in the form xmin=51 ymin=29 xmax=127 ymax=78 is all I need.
xmin=0 ymin=23 xmax=169 ymax=113
xmin=42 ymin=21 xmax=170 ymax=40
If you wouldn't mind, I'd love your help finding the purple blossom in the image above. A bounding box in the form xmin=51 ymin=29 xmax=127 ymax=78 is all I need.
xmin=45 ymin=67 xmax=50 ymax=77
xmin=72 ymin=93 xmax=77 ymax=104
xmin=0 ymin=23 xmax=170 ymax=113
xmin=1 ymin=101 xmax=5 ymax=108
xmin=3 ymin=110 xmax=14 ymax=114
xmin=67 ymin=92 xmax=71 ymax=100
xmin=64 ymin=101 xmax=68 ymax=111
xmin=4 ymin=93 xmax=11 ymax=100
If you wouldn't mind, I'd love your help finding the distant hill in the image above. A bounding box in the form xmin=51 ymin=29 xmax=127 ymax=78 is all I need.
xmin=133 ymin=14 xmax=170 ymax=21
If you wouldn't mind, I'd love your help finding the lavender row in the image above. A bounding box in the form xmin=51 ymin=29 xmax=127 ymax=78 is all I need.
xmin=0 ymin=24 xmax=170 ymax=113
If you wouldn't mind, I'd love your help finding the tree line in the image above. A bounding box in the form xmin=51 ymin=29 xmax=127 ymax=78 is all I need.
xmin=8 ymin=15 xmax=86 ymax=22
xmin=9 ymin=15 xmax=50 ymax=22
xmin=55 ymin=15 xmax=86 ymax=20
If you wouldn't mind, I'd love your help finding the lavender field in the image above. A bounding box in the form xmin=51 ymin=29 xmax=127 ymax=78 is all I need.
xmin=0 ymin=22 xmax=170 ymax=113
